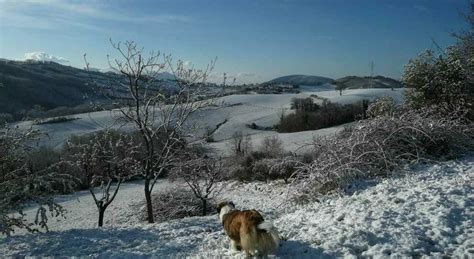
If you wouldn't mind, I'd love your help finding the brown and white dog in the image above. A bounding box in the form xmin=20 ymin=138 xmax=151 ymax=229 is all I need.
xmin=217 ymin=201 xmax=280 ymax=256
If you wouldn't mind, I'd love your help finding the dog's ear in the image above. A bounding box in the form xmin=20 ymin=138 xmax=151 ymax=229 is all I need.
xmin=216 ymin=202 xmax=227 ymax=213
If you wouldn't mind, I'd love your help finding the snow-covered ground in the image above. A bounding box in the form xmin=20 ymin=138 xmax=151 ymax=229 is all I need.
xmin=1 ymin=155 xmax=472 ymax=257
xmin=15 ymin=88 xmax=404 ymax=153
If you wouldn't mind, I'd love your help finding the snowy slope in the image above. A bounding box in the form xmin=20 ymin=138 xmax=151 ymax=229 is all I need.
xmin=1 ymin=155 xmax=472 ymax=257
xmin=14 ymin=89 xmax=404 ymax=153
xmin=277 ymin=157 xmax=474 ymax=257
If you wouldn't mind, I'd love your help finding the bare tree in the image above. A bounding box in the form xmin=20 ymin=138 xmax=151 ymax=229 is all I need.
xmin=173 ymin=155 xmax=223 ymax=216
xmin=85 ymin=40 xmax=215 ymax=223
xmin=65 ymin=130 xmax=140 ymax=227
xmin=230 ymin=131 xmax=252 ymax=156
xmin=0 ymin=125 xmax=75 ymax=235
xmin=334 ymin=82 xmax=346 ymax=96
xmin=259 ymin=135 xmax=284 ymax=158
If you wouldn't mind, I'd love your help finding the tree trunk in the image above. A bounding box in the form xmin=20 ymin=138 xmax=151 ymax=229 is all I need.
xmin=98 ymin=207 xmax=105 ymax=227
xmin=339 ymin=89 xmax=342 ymax=96
xmin=144 ymin=178 xmax=154 ymax=223
xmin=202 ymin=199 xmax=207 ymax=216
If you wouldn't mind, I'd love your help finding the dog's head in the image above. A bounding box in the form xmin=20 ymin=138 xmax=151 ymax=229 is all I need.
xmin=217 ymin=201 xmax=235 ymax=214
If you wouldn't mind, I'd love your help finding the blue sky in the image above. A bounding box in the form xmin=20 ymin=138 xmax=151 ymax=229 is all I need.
xmin=0 ymin=0 xmax=469 ymax=83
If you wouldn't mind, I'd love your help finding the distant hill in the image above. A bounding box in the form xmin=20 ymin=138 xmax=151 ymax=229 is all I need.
xmin=0 ymin=59 xmax=176 ymax=118
xmin=334 ymin=76 xmax=404 ymax=89
xmin=266 ymin=75 xmax=334 ymax=86
xmin=0 ymin=60 xmax=99 ymax=116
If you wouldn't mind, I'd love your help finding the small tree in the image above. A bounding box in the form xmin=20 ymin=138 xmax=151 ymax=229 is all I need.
xmin=334 ymin=82 xmax=346 ymax=96
xmin=65 ymin=130 xmax=140 ymax=227
xmin=0 ymin=126 xmax=75 ymax=235
xmin=84 ymin=40 xmax=215 ymax=223
xmin=173 ymin=155 xmax=223 ymax=216
xmin=231 ymin=131 xmax=252 ymax=156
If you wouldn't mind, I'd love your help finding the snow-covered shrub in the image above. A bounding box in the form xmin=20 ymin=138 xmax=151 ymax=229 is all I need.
xmin=227 ymin=154 xmax=298 ymax=183
xmin=227 ymin=166 xmax=251 ymax=182
xmin=251 ymin=158 xmax=297 ymax=183
xmin=251 ymin=159 xmax=271 ymax=181
xmin=403 ymin=48 xmax=473 ymax=119
xmin=366 ymin=97 xmax=397 ymax=118
xmin=171 ymin=155 xmax=223 ymax=216
xmin=259 ymin=135 xmax=284 ymax=158
xmin=227 ymin=151 xmax=267 ymax=181
xmin=268 ymin=158 xmax=298 ymax=183
xmin=294 ymin=107 xmax=474 ymax=199
xmin=135 ymin=187 xmax=216 ymax=223
xmin=0 ymin=126 xmax=76 ymax=235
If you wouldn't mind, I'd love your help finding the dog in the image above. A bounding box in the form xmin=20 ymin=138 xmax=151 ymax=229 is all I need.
xmin=217 ymin=201 xmax=280 ymax=256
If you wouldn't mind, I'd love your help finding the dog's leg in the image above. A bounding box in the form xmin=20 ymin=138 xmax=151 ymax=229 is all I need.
xmin=230 ymin=240 xmax=239 ymax=251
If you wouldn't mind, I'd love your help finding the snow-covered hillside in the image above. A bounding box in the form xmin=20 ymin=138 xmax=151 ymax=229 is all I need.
xmin=1 ymin=155 xmax=472 ymax=257
xmin=15 ymin=88 xmax=404 ymax=153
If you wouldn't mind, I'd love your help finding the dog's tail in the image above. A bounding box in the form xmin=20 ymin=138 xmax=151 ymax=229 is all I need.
xmin=241 ymin=217 xmax=280 ymax=256
xmin=257 ymin=221 xmax=280 ymax=250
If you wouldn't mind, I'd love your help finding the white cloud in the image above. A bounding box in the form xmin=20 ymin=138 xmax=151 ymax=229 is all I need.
xmin=0 ymin=0 xmax=193 ymax=32
xmin=23 ymin=52 xmax=69 ymax=63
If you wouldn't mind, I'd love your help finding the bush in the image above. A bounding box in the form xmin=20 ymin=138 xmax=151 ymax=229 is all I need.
xmin=402 ymin=48 xmax=473 ymax=119
xmin=293 ymin=107 xmax=474 ymax=200
xmin=259 ymin=135 xmax=283 ymax=158
xmin=366 ymin=97 xmax=397 ymax=118
xmin=0 ymin=126 xmax=76 ymax=235
xmin=291 ymin=97 xmax=319 ymax=112
xmin=135 ymin=187 xmax=216 ymax=223
xmin=251 ymin=159 xmax=271 ymax=181
xmin=268 ymin=158 xmax=298 ymax=183
xmin=250 ymin=158 xmax=298 ymax=183
xmin=227 ymin=149 xmax=298 ymax=183
xmin=226 ymin=151 xmax=266 ymax=181
xmin=25 ymin=147 xmax=81 ymax=194
xmin=276 ymin=100 xmax=369 ymax=133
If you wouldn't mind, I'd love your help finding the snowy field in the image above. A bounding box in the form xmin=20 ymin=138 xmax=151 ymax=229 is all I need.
xmin=1 ymin=155 xmax=472 ymax=257
xmin=15 ymin=88 xmax=404 ymax=155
